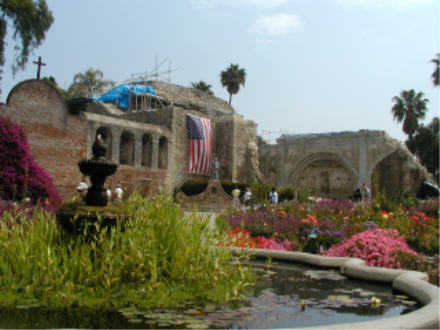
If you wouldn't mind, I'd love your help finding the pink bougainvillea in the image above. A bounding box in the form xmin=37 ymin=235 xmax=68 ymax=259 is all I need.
xmin=321 ymin=228 xmax=419 ymax=269
xmin=0 ymin=116 xmax=61 ymax=206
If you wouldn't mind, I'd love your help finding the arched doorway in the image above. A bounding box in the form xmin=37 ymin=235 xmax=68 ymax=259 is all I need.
xmin=142 ymin=133 xmax=152 ymax=167
xmin=371 ymin=150 xmax=421 ymax=196
xmin=96 ymin=126 xmax=112 ymax=161
xmin=158 ymin=137 xmax=168 ymax=169
xmin=290 ymin=153 xmax=355 ymax=198
xmin=120 ymin=131 xmax=135 ymax=165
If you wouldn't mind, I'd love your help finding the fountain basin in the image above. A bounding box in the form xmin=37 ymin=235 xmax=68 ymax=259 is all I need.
xmin=239 ymin=248 xmax=439 ymax=329
xmin=0 ymin=254 xmax=431 ymax=329
xmin=57 ymin=204 xmax=128 ymax=238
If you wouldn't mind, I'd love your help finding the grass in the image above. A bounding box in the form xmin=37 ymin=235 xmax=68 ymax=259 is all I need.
xmin=0 ymin=191 xmax=255 ymax=309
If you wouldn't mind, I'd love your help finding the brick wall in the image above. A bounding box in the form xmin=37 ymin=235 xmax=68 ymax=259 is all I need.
xmin=2 ymin=80 xmax=87 ymax=198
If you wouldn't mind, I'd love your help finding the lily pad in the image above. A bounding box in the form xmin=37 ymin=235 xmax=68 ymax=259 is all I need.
xmin=401 ymin=300 xmax=418 ymax=305
xmin=127 ymin=318 xmax=143 ymax=324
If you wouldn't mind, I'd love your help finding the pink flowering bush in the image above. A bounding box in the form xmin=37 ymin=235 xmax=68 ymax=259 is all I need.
xmin=321 ymin=228 xmax=419 ymax=269
xmin=0 ymin=116 xmax=61 ymax=206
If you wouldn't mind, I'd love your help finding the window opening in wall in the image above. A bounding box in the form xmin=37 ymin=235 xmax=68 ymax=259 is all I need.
xmin=158 ymin=136 xmax=168 ymax=169
xmin=96 ymin=127 xmax=112 ymax=161
xmin=142 ymin=133 xmax=152 ymax=167
xmin=120 ymin=131 xmax=135 ymax=165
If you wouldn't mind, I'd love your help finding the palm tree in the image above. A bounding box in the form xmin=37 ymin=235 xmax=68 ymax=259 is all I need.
xmin=191 ymin=80 xmax=214 ymax=95
xmin=431 ymin=53 xmax=439 ymax=87
xmin=220 ymin=64 xmax=246 ymax=105
xmin=70 ymin=68 xmax=111 ymax=98
xmin=391 ymin=89 xmax=429 ymax=140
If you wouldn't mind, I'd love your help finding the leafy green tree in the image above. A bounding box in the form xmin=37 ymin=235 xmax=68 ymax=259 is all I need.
xmin=67 ymin=67 xmax=111 ymax=99
xmin=431 ymin=53 xmax=439 ymax=87
xmin=391 ymin=89 xmax=429 ymax=140
xmin=220 ymin=63 xmax=246 ymax=105
xmin=191 ymin=80 xmax=214 ymax=95
xmin=406 ymin=117 xmax=439 ymax=180
xmin=0 ymin=0 xmax=54 ymax=88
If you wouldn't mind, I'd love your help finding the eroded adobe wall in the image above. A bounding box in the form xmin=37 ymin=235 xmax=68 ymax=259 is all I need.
xmin=148 ymin=81 xmax=234 ymax=115
xmin=1 ymin=79 xmax=87 ymax=198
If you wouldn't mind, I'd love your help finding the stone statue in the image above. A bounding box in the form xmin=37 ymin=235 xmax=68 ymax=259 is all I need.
xmin=212 ymin=157 xmax=220 ymax=181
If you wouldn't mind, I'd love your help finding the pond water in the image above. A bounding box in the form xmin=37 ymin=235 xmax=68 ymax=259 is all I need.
xmin=0 ymin=260 xmax=419 ymax=329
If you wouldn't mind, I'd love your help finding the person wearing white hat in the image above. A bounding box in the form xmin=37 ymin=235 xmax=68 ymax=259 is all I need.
xmin=76 ymin=182 xmax=88 ymax=202
xmin=113 ymin=187 xmax=123 ymax=204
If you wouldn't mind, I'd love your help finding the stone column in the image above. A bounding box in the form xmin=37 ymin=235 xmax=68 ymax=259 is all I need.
xmin=134 ymin=131 xmax=143 ymax=167
xmin=151 ymin=134 xmax=160 ymax=171
xmin=111 ymin=127 xmax=122 ymax=164
xmin=357 ymin=136 xmax=367 ymax=187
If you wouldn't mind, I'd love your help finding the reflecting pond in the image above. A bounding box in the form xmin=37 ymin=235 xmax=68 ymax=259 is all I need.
xmin=0 ymin=260 xmax=420 ymax=329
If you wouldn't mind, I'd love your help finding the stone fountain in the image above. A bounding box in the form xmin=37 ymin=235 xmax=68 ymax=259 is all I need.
xmin=57 ymin=135 xmax=126 ymax=237
xmin=79 ymin=135 xmax=117 ymax=206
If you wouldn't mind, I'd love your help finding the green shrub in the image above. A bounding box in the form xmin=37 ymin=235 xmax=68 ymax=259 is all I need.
xmin=250 ymin=183 xmax=272 ymax=204
xmin=0 ymin=192 xmax=255 ymax=309
xmin=220 ymin=182 xmax=249 ymax=196
xmin=278 ymin=188 xmax=295 ymax=202
xmin=178 ymin=180 xmax=209 ymax=196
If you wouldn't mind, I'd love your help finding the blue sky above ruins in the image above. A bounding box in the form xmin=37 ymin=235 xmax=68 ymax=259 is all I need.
xmin=1 ymin=0 xmax=438 ymax=143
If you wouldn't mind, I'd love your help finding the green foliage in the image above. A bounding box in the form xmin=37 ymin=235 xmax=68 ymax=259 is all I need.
xmin=220 ymin=182 xmax=249 ymax=196
xmin=178 ymin=180 xmax=209 ymax=196
xmin=432 ymin=53 xmax=439 ymax=87
xmin=249 ymin=183 xmax=272 ymax=204
xmin=191 ymin=80 xmax=214 ymax=95
xmin=391 ymin=89 xmax=429 ymax=140
xmin=0 ymin=192 xmax=255 ymax=309
xmin=0 ymin=0 xmax=54 ymax=89
xmin=405 ymin=117 xmax=439 ymax=179
xmin=278 ymin=188 xmax=295 ymax=202
xmin=66 ymin=67 xmax=112 ymax=99
xmin=220 ymin=64 xmax=246 ymax=105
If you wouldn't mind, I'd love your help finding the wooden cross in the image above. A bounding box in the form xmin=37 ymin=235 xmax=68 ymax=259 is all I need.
xmin=33 ymin=56 xmax=46 ymax=80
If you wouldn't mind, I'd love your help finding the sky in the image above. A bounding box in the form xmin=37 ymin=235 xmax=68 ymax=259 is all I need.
xmin=1 ymin=0 xmax=439 ymax=143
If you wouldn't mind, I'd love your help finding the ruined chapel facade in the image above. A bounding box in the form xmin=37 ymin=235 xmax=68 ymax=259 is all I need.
xmin=0 ymin=79 xmax=429 ymax=199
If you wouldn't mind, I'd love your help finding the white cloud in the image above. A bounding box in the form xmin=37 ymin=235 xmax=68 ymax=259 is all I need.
xmin=335 ymin=0 xmax=437 ymax=10
xmin=250 ymin=14 xmax=302 ymax=36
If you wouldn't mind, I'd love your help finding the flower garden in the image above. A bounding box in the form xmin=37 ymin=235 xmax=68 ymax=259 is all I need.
xmin=219 ymin=195 xmax=439 ymax=284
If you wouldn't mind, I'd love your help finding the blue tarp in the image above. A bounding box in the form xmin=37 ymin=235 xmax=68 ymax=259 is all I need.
xmin=93 ymin=84 xmax=156 ymax=109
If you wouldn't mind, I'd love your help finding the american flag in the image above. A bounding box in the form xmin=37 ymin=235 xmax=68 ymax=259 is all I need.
xmin=186 ymin=114 xmax=213 ymax=175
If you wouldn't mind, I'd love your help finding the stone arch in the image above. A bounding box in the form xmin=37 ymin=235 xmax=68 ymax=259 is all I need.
xmin=142 ymin=133 xmax=152 ymax=167
xmin=158 ymin=136 xmax=168 ymax=169
xmin=370 ymin=148 xmax=423 ymax=196
xmin=96 ymin=126 xmax=112 ymax=161
xmin=120 ymin=131 xmax=135 ymax=165
xmin=289 ymin=152 xmax=357 ymax=198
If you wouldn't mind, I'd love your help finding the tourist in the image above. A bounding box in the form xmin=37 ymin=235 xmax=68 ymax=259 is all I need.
xmin=232 ymin=186 xmax=241 ymax=207
xmin=243 ymin=187 xmax=252 ymax=207
xmin=76 ymin=182 xmax=88 ymax=202
xmin=269 ymin=187 xmax=278 ymax=204
xmin=353 ymin=188 xmax=362 ymax=202
xmin=362 ymin=183 xmax=371 ymax=202
xmin=113 ymin=187 xmax=123 ymax=204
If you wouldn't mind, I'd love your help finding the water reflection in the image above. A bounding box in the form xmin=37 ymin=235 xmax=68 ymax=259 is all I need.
xmin=0 ymin=260 xmax=420 ymax=329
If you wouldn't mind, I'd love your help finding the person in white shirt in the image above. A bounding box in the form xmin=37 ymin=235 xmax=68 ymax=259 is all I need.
xmin=269 ymin=187 xmax=278 ymax=204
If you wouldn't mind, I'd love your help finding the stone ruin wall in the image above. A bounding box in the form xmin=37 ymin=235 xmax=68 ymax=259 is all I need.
xmin=3 ymin=79 xmax=428 ymax=201
xmin=258 ymin=130 xmax=429 ymax=198
xmin=0 ymin=79 xmax=261 ymax=200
